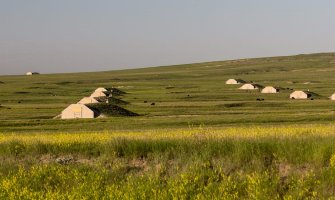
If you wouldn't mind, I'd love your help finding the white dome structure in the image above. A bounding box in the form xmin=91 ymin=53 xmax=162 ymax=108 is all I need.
xmin=261 ymin=86 xmax=279 ymax=93
xmin=290 ymin=91 xmax=310 ymax=99
xmin=226 ymin=79 xmax=245 ymax=85
xmin=90 ymin=88 xmax=108 ymax=98
xmin=26 ymin=72 xmax=39 ymax=75
xmin=77 ymin=97 xmax=99 ymax=104
xmin=239 ymin=83 xmax=260 ymax=90
xmin=61 ymin=104 xmax=95 ymax=119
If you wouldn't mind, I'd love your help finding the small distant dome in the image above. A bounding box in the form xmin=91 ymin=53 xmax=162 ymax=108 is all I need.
xmin=239 ymin=83 xmax=260 ymax=90
xmin=330 ymin=93 xmax=335 ymax=100
xmin=226 ymin=79 xmax=245 ymax=85
xmin=290 ymin=91 xmax=310 ymax=99
xmin=261 ymin=86 xmax=279 ymax=94
xmin=26 ymin=72 xmax=40 ymax=75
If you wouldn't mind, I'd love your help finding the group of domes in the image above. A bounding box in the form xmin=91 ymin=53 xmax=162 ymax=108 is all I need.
xmin=61 ymin=87 xmax=111 ymax=119
xmin=226 ymin=79 xmax=335 ymax=100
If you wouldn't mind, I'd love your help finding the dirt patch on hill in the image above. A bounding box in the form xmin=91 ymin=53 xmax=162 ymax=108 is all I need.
xmin=220 ymin=103 xmax=245 ymax=108
xmin=14 ymin=91 xmax=30 ymax=94
xmin=55 ymin=81 xmax=75 ymax=85
xmin=40 ymin=154 xmax=96 ymax=166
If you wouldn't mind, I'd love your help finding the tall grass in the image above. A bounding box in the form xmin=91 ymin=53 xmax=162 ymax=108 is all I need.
xmin=0 ymin=125 xmax=335 ymax=198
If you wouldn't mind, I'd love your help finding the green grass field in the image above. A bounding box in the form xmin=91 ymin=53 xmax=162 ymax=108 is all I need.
xmin=0 ymin=53 xmax=334 ymax=132
xmin=0 ymin=53 xmax=334 ymax=199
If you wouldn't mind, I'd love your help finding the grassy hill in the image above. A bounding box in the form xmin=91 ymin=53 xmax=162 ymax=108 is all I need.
xmin=0 ymin=53 xmax=334 ymax=132
xmin=1 ymin=53 xmax=335 ymax=199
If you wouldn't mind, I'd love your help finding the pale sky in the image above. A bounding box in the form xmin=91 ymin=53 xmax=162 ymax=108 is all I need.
xmin=0 ymin=0 xmax=335 ymax=75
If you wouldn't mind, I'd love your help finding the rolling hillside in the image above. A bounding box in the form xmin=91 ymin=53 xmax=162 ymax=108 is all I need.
xmin=0 ymin=53 xmax=334 ymax=132
xmin=1 ymin=53 xmax=335 ymax=199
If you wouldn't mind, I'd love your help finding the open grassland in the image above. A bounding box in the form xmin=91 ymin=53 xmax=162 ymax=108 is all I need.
xmin=0 ymin=53 xmax=334 ymax=132
xmin=1 ymin=125 xmax=335 ymax=199
xmin=0 ymin=53 xmax=335 ymax=198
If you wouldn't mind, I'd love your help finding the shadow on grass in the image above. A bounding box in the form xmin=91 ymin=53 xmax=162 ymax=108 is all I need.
xmin=87 ymin=103 xmax=139 ymax=117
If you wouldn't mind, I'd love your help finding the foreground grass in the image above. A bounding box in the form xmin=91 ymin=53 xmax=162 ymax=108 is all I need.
xmin=0 ymin=125 xmax=335 ymax=199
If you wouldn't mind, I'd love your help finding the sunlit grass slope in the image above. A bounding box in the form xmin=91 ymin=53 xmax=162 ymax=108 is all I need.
xmin=0 ymin=53 xmax=334 ymax=132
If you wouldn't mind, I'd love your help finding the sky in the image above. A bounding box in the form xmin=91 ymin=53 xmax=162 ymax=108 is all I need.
xmin=0 ymin=0 xmax=335 ymax=75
